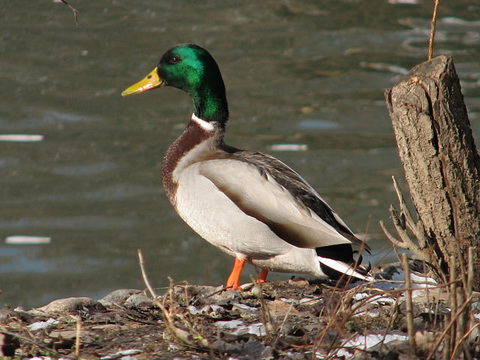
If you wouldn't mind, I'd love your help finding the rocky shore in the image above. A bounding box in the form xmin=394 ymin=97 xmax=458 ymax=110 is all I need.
xmin=1 ymin=263 xmax=479 ymax=359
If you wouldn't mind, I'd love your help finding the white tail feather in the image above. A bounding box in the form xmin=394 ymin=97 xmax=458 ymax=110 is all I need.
xmin=317 ymin=256 xmax=374 ymax=281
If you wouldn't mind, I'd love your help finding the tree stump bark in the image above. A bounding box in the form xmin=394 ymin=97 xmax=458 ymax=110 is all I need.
xmin=385 ymin=55 xmax=480 ymax=291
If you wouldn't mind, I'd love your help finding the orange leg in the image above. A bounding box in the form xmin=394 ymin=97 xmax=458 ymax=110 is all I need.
xmin=256 ymin=269 xmax=269 ymax=283
xmin=226 ymin=258 xmax=247 ymax=290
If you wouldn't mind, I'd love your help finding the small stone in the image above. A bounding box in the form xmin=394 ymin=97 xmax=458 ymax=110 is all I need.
xmin=28 ymin=318 xmax=59 ymax=331
xmin=34 ymin=297 xmax=106 ymax=315
xmin=100 ymin=349 xmax=142 ymax=360
xmin=266 ymin=299 xmax=300 ymax=317
xmin=188 ymin=304 xmax=225 ymax=317
xmin=100 ymin=289 xmax=142 ymax=306
xmin=124 ymin=294 xmax=155 ymax=308
xmin=49 ymin=330 xmax=78 ymax=341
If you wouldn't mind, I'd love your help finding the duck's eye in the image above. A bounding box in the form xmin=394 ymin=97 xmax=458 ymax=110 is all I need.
xmin=168 ymin=56 xmax=180 ymax=65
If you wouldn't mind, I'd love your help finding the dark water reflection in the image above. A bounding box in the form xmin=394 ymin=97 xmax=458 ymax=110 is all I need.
xmin=1 ymin=1 xmax=479 ymax=307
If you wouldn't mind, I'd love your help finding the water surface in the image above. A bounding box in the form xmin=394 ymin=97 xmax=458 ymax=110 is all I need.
xmin=1 ymin=0 xmax=479 ymax=307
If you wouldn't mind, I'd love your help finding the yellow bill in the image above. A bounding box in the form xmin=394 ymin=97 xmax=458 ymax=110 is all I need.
xmin=121 ymin=68 xmax=165 ymax=97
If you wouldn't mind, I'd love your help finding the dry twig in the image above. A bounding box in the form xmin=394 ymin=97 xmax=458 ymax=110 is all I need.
xmin=70 ymin=315 xmax=82 ymax=358
xmin=137 ymin=249 xmax=209 ymax=350
xmin=400 ymin=253 xmax=416 ymax=354
xmin=428 ymin=0 xmax=440 ymax=60
xmin=380 ymin=176 xmax=446 ymax=283
xmin=56 ymin=0 xmax=79 ymax=26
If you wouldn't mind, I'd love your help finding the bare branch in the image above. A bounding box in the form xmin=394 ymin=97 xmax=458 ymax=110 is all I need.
xmin=427 ymin=0 xmax=440 ymax=60
xmin=57 ymin=0 xmax=79 ymax=27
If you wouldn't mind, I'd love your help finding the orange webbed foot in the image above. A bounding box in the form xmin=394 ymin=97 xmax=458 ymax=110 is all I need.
xmin=256 ymin=268 xmax=269 ymax=284
xmin=225 ymin=258 xmax=247 ymax=290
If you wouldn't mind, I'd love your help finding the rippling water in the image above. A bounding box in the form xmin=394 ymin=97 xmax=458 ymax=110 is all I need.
xmin=1 ymin=0 xmax=479 ymax=307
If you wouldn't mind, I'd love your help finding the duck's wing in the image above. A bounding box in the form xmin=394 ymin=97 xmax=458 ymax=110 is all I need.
xmin=198 ymin=149 xmax=365 ymax=250
xmin=243 ymin=151 xmax=368 ymax=249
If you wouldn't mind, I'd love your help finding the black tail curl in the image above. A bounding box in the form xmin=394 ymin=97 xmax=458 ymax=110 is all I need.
xmin=316 ymin=244 xmax=371 ymax=281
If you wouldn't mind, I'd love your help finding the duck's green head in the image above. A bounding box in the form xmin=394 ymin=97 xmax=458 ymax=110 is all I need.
xmin=122 ymin=44 xmax=228 ymax=125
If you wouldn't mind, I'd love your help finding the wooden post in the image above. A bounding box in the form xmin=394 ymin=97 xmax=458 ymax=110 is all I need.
xmin=385 ymin=55 xmax=480 ymax=291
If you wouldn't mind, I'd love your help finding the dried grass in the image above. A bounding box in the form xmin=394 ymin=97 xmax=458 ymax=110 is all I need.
xmin=382 ymin=177 xmax=479 ymax=359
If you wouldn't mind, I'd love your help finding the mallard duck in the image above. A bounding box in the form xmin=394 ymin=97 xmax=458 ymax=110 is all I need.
xmin=122 ymin=44 xmax=372 ymax=289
